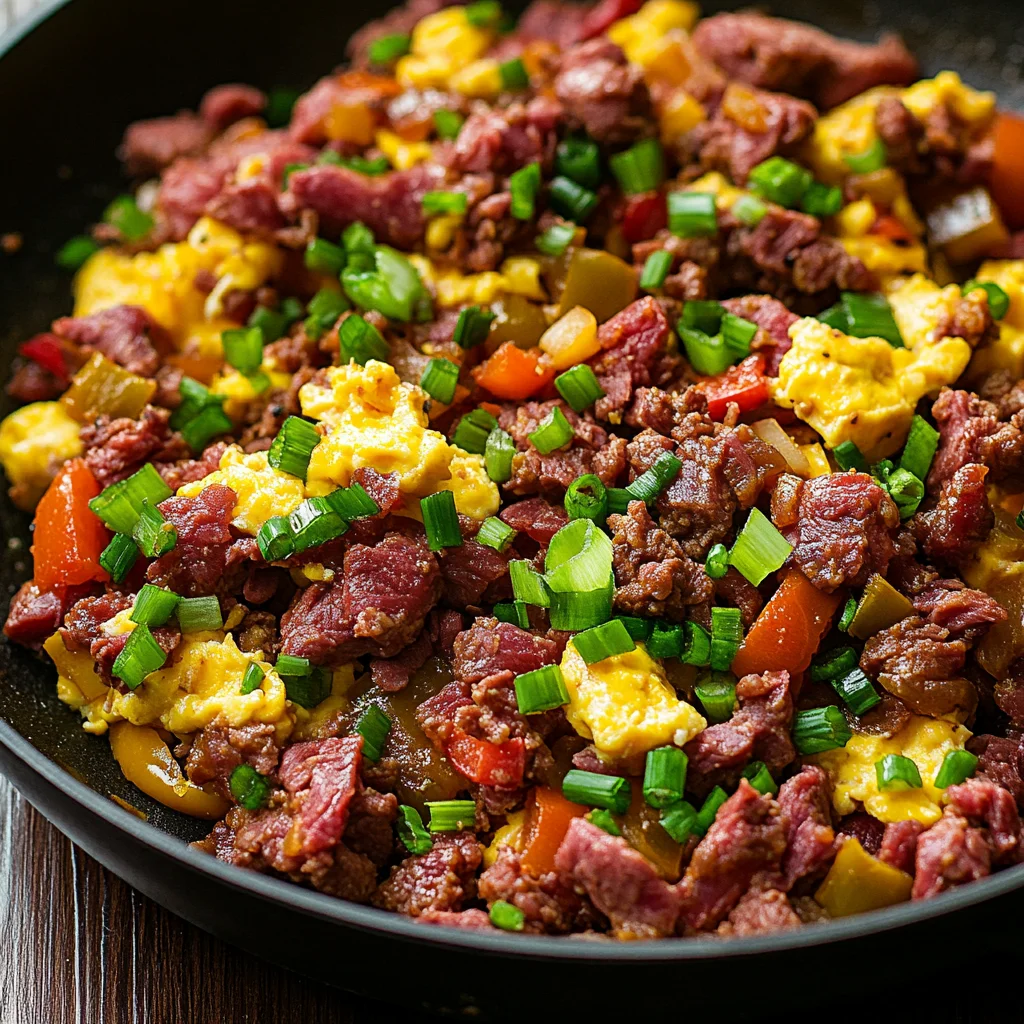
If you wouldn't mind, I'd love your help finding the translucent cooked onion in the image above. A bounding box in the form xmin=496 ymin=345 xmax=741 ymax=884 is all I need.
xmin=751 ymin=418 xmax=811 ymax=476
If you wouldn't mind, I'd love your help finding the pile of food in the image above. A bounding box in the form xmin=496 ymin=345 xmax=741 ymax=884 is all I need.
xmin=4 ymin=0 xmax=1024 ymax=941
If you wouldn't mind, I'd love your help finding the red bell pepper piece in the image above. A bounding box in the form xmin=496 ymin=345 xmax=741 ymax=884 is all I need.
xmin=19 ymin=333 xmax=68 ymax=382
xmin=579 ymin=0 xmax=643 ymax=40
xmin=870 ymin=213 xmax=915 ymax=245
xmin=446 ymin=730 xmax=526 ymax=788
xmin=33 ymin=458 xmax=110 ymax=591
xmin=698 ymin=355 xmax=769 ymax=421
xmin=621 ymin=191 xmax=668 ymax=244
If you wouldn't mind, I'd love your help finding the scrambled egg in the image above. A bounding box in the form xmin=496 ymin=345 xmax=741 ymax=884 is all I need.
xmin=772 ymin=317 xmax=971 ymax=459
xmin=966 ymin=259 xmax=1024 ymax=384
xmin=886 ymin=274 xmax=974 ymax=348
xmin=300 ymin=360 xmax=498 ymax=519
xmin=812 ymin=715 xmax=971 ymax=826
xmin=395 ymin=6 xmax=494 ymax=91
xmin=209 ymin=366 xmax=292 ymax=421
xmin=74 ymin=217 xmax=282 ymax=355
xmin=806 ymin=73 xmax=995 ymax=184
xmin=560 ymin=641 xmax=706 ymax=761
xmin=177 ymin=446 xmax=307 ymax=535
xmin=45 ymin=632 xmax=120 ymax=735
xmin=834 ymin=198 xmax=927 ymax=279
xmin=410 ymin=254 xmax=546 ymax=306
xmin=0 ymin=401 xmax=83 ymax=509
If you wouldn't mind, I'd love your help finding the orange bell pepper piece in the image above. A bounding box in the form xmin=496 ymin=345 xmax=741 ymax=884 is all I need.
xmin=446 ymin=730 xmax=526 ymax=788
xmin=473 ymin=342 xmax=555 ymax=401
xmin=989 ymin=112 xmax=1024 ymax=230
xmin=32 ymin=458 xmax=110 ymax=591
xmin=731 ymin=568 xmax=841 ymax=679
xmin=520 ymin=785 xmax=587 ymax=875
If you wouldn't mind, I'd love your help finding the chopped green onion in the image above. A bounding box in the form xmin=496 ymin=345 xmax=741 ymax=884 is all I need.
xmin=834 ymin=440 xmax=868 ymax=473
xmin=229 ymin=764 xmax=271 ymax=810
xmin=680 ymin=326 xmax=731 ymax=376
xmin=801 ymin=181 xmax=843 ymax=218
xmin=682 ymin=300 xmax=724 ymax=334
xmin=679 ymin=621 xmax=712 ymax=667
xmin=368 ymin=32 xmax=411 ymax=64
xmin=453 ymin=305 xmax=495 ymax=348
xmin=747 ymin=157 xmax=812 ymax=209
xmin=130 ymin=585 xmax=179 ymax=627
xmin=616 ymin=616 xmax=652 ymax=641
xmin=555 ymin=365 xmax=604 ymax=413
xmin=882 ymin=466 xmax=925 ymax=520
xmin=875 ymin=753 xmax=922 ymax=791
xmin=643 ymin=746 xmax=687 ymax=809
xmin=421 ymin=490 xmax=462 ymax=551
xmin=660 ymin=800 xmax=698 ymax=843
xmin=343 ymin=221 xmax=376 ymax=258
xmin=103 ymin=195 xmax=154 ymax=241
xmin=485 ymin=427 xmax=515 ymax=483
xmin=132 ymin=500 xmax=177 ymax=558
xmin=281 ymin=162 xmax=309 ymax=189
xmin=343 ymin=245 xmax=431 ymax=323
xmin=56 ymin=235 xmax=100 ymax=271
xmin=276 ymin=654 xmax=311 ymax=677
xmin=305 ymin=288 xmax=349 ymax=332
xmin=647 ymin=622 xmax=683 ymax=660
xmin=509 ymin=162 xmax=542 ymax=220
xmin=339 ymin=312 xmax=390 ymax=364
xmin=304 ymin=237 xmax=347 ymax=276
xmin=544 ymin=520 xmax=614 ymax=631
xmin=639 ymin=249 xmax=672 ymax=290
xmin=844 ymin=137 xmax=887 ymax=174
xmin=514 ymin=664 xmax=569 ymax=714
xmin=494 ymin=600 xmax=530 ymax=628
xmin=280 ymin=663 xmax=332 ymax=708
xmin=564 ymin=473 xmax=607 ymax=522
xmin=668 ymin=191 xmax=718 ymax=238
xmin=810 ymin=646 xmax=859 ymax=683
xmin=477 ymin=516 xmax=516 ymax=552
xmin=99 ymin=533 xmax=138 ymax=583
xmin=562 ymin=769 xmax=630 ymax=814
xmin=695 ymin=786 xmax=728 ymax=835
xmin=340 ymin=158 xmax=393 ymax=178
xmin=452 ymin=407 xmax=498 ymax=455
xmin=838 ymin=595 xmax=858 ymax=632
xmin=606 ymin=488 xmax=632 ymax=515
xmin=529 ymin=406 xmax=574 ymax=454
xmin=356 ymin=705 xmax=392 ymax=762
xmin=731 ymin=194 xmax=767 ymax=227
xmin=268 ymin=416 xmax=321 ymax=481
xmin=549 ymin=176 xmax=599 ymax=222
xmin=586 ymin=808 xmax=621 ymax=835
xmin=433 ymin=109 xmax=465 ymax=141
xmin=422 ymin=190 xmax=469 ymax=216
xmin=112 ymin=623 xmax=167 ymax=690
xmin=89 ymin=464 xmax=172 ymax=535
xmin=222 ymin=325 xmax=265 ymax=375
xmin=465 ymin=0 xmax=502 ymax=26
xmin=627 ymin=451 xmax=682 ymax=503
xmin=510 ymin=560 xmax=550 ymax=607
xmin=427 ymin=799 xmax=477 ymax=832
xmin=900 ymin=414 xmax=940 ymax=483
xmin=694 ymin=672 xmax=736 ymax=723
xmin=499 ymin=57 xmax=530 ymax=90
xmin=420 ymin=358 xmax=460 ymax=405
xmin=397 ymin=805 xmax=433 ymax=854
xmin=289 ymin=496 xmax=348 ymax=553
xmin=728 ymin=507 xmax=792 ymax=586
xmin=181 ymin=403 xmax=233 ymax=453
xmin=536 ymin=222 xmax=577 ymax=257
xmin=721 ymin=313 xmax=758 ymax=359
xmin=710 ymin=606 xmax=743 ymax=672
xmin=240 ymin=661 xmax=265 ymax=695
xmin=609 ymin=138 xmax=665 ymax=196
xmin=962 ymin=279 xmax=1010 ymax=320
xmin=934 ymin=749 xmax=979 ymax=789
xmin=176 ymin=595 xmax=223 ymax=633
xmin=257 ymin=516 xmax=295 ymax=562
xmin=742 ymin=760 xmax=778 ymax=796
xmin=704 ymin=543 xmax=729 ymax=580
xmin=556 ymin=137 xmax=601 ymax=190
xmin=842 ymin=292 xmax=904 ymax=347
xmin=572 ymin=620 xmax=635 ymax=665
xmin=489 ymin=899 xmax=526 ymax=931
xmin=265 ymin=86 xmax=299 ymax=128
xmin=793 ymin=706 xmax=851 ymax=754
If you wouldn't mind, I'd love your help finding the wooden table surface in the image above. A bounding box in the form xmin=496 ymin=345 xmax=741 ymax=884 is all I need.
xmin=2 ymin=772 xmax=1023 ymax=1024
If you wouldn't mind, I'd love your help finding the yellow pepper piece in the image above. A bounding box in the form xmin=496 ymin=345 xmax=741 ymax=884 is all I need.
xmin=0 ymin=401 xmax=84 ymax=511
xmin=44 ymin=632 xmax=109 ymax=703
xmin=60 ymin=352 xmax=157 ymax=423
xmin=815 ymin=838 xmax=913 ymax=917
xmin=557 ymin=248 xmax=638 ymax=323
xmin=800 ymin=443 xmax=832 ymax=478
xmin=539 ymin=306 xmax=600 ymax=370
xmin=848 ymin=573 xmax=915 ymax=640
xmin=484 ymin=809 xmax=526 ymax=867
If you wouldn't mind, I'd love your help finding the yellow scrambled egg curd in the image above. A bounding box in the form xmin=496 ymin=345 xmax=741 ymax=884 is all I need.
xmin=73 ymin=217 xmax=282 ymax=354
xmin=209 ymin=366 xmax=292 ymax=421
xmin=299 ymin=360 xmax=498 ymax=519
xmin=111 ymin=632 xmax=293 ymax=741
xmin=771 ymin=317 xmax=971 ymax=460
xmin=395 ymin=6 xmax=494 ymax=91
xmin=886 ymin=273 xmax=976 ymax=349
xmin=833 ymin=198 xmax=928 ymax=279
xmin=177 ymin=445 xmax=307 ymax=536
xmin=410 ymin=254 xmax=546 ymax=307
xmin=812 ymin=716 xmax=972 ymax=826
xmin=966 ymin=259 xmax=1024 ymax=384
xmin=560 ymin=641 xmax=706 ymax=761
xmin=805 ymin=73 xmax=995 ymax=184
xmin=0 ymin=401 xmax=83 ymax=510
xmin=44 ymin=632 xmax=119 ymax=735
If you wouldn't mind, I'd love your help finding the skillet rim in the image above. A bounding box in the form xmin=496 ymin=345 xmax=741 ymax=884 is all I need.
xmin=3 ymin=0 xmax=1024 ymax=965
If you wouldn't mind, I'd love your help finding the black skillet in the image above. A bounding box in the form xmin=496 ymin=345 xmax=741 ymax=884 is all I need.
xmin=1 ymin=0 xmax=1024 ymax=1017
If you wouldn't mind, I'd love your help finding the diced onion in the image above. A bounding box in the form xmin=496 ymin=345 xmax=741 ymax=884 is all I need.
xmin=751 ymin=418 xmax=810 ymax=476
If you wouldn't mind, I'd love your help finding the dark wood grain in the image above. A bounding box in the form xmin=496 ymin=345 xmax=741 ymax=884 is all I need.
xmin=2 ymin=770 xmax=1024 ymax=1024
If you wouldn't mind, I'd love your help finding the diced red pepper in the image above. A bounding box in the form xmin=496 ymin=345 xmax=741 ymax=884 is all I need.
xmin=19 ymin=334 xmax=68 ymax=382
xmin=621 ymin=191 xmax=668 ymax=245
xmin=697 ymin=355 xmax=769 ymax=421
xmin=870 ymin=214 xmax=915 ymax=245
xmin=446 ymin=730 xmax=526 ymax=788
xmin=33 ymin=458 xmax=110 ymax=591
xmin=579 ymin=0 xmax=642 ymax=40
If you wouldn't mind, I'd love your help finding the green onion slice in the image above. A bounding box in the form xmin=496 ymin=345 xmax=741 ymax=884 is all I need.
xmin=420 ymin=357 xmax=460 ymax=405
xmin=572 ymin=620 xmax=635 ymax=665
xmin=176 ymin=595 xmax=223 ymax=633
xmin=660 ymin=800 xmax=698 ymax=843
xmin=742 ymin=760 xmax=778 ymax=796
xmin=397 ymin=804 xmax=434 ymax=854
xmin=555 ymin=364 xmax=605 ymax=413
xmin=668 ymin=191 xmax=718 ymax=238
xmin=609 ymin=138 xmax=665 ymax=196
xmin=528 ymin=406 xmax=574 ymax=454
xmin=728 ymin=508 xmax=793 ymax=586
xmin=493 ymin=600 xmax=530 ymax=628
xmin=509 ymin=162 xmax=542 ymax=220
xmin=564 ymin=473 xmax=607 ymax=523
xmin=356 ymin=704 xmax=392 ymax=762
xmin=514 ymin=664 xmax=569 ymax=714
xmin=112 ymin=623 xmax=168 ymax=690
xmin=793 ymin=706 xmax=852 ymax=754
xmin=257 ymin=516 xmax=295 ymax=562
xmin=549 ymin=176 xmax=599 ymax=222
xmin=477 ymin=516 xmax=516 ymax=552
xmin=222 ymin=323 xmax=266 ymax=373
xmin=485 ymin=427 xmax=515 ymax=483
xmin=130 ymin=585 xmax=179 ymax=627
xmin=510 ymin=560 xmax=550 ymax=607
xmin=89 ymin=464 xmax=173 ymax=535
xmin=421 ymin=491 xmax=462 ymax=551
xmin=489 ymin=899 xmax=526 ymax=931
xmin=639 ymin=249 xmax=672 ymax=291
xmin=934 ymin=749 xmax=979 ymax=789
xmin=694 ymin=672 xmax=736 ymax=724
xmin=99 ymin=533 xmax=139 ymax=584
xmin=747 ymin=156 xmax=812 ymax=209
xmin=453 ymin=305 xmax=496 ymax=349
xmin=229 ymin=764 xmax=271 ymax=810
xmin=627 ymin=451 xmax=682 ymax=503
xmin=240 ymin=661 xmax=265 ymax=695
xmin=562 ymin=769 xmax=630 ymax=814
xmin=643 ymin=746 xmax=687 ymax=808
xmin=555 ymin=137 xmax=601 ymax=189
xmin=875 ymin=753 xmax=922 ymax=791
xmin=132 ymin=499 xmax=177 ymax=559
xmin=289 ymin=496 xmax=349 ymax=553
xmin=704 ymin=543 xmax=729 ymax=580
xmin=427 ymin=799 xmax=477 ymax=832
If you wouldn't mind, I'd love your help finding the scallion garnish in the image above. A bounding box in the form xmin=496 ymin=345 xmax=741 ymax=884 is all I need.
xmin=268 ymin=416 xmax=321 ymax=482
xmin=397 ymin=805 xmax=433 ymax=854
xmin=489 ymin=899 xmax=526 ymax=931
xmin=549 ymin=176 xmax=598 ymax=222
xmin=609 ymin=138 xmax=665 ymax=195
xmin=562 ymin=769 xmax=631 ymax=814
xmin=130 ymin=585 xmax=179 ymax=627
xmin=680 ymin=326 xmax=731 ymax=376
xmin=694 ymin=672 xmax=736 ymax=723
xmin=668 ymin=191 xmax=718 ymax=237
xmin=510 ymin=560 xmax=550 ymax=607
xmin=844 ymin=137 xmax=887 ymax=174
xmin=240 ymin=661 xmax=265 ymax=695
xmin=934 ymin=749 xmax=979 ymax=789
xmin=305 ymin=289 xmax=350 ymax=335
xmin=494 ymin=600 xmax=530 ymax=628
xmin=465 ymin=0 xmax=502 ymax=25
xmin=275 ymin=654 xmax=311 ymax=677
xmin=509 ymin=162 xmax=541 ymax=220
xmin=528 ymin=406 xmax=573 ymax=454
xmin=834 ymin=440 xmax=868 ymax=473
xmin=103 ymin=194 xmax=154 ymax=241
xmin=586 ymin=809 xmax=621 ymax=836
xmin=742 ymin=760 xmax=778 ymax=796
xmin=326 ymin=482 xmax=380 ymax=521
xmin=875 ymin=753 xmax=922 ymax=791
xmin=433 ymin=109 xmax=465 ymax=141
xmin=900 ymin=414 xmax=940 ymax=483
xmin=420 ymin=357 xmax=460 ymax=405
xmin=426 ymin=799 xmax=477 ymax=833
xmin=89 ymin=464 xmax=173 ymax=535
xmin=339 ymin=312 xmax=391 ymax=364
xmin=514 ymin=664 xmax=569 ymax=714
xmin=801 ymin=180 xmax=843 ymax=218
xmin=647 ymin=622 xmax=683 ymax=660
xmin=289 ymin=496 xmax=348 ymax=553
xmin=485 ymin=427 xmax=515 ymax=483
xmin=572 ymin=620 xmax=635 ymax=665
xmin=660 ymin=800 xmax=698 ymax=843
xmin=422 ymin=190 xmax=469 ymax=216
xmin=710 ymin=606 xmax=742 ymax=672
xmin=421 ymin=490 xmax=462 ymax=551
xmin=616 ymin=616 xmax=652 ymax=641
xmin=554 ymin=364 xmax=604 ymax=413
xmin=843 ymin=292 xmax=904 ymax=347
xmin=639 ymin=249 xmax=672 ymax=291
xmin=222 ymin=324 xmax=265 ymax=375
xmin=810 ymin=646 xmax=858 ymax=683
xmin=99 ymin=533 xmax=139 ymax=584
xmin=643 ymin=746 xmax=687 ymax=809
xmin=229 ymin=764 xmax=271 ymax=809
xmin=56 ymin=235 xmax=100 ymax=271
xmin=731 ymin=194 xmax=767 ymax=227
xmin=477 ymin=516 xmax=516 ymax=553
xmin=626 ymin=451 xmax=682 ymax=503
xmin=679 ymin=621 xmax=712 ymax=667
xmin=183 ymin=403 xmax=233 ymax=452
xmin=499 ymin=57 xmax=530 ymax=91
xmin=368 ymin=32 xmax=411 ymax=65
xmin=606 ymin=488 xmax=631 ymax=515
xmin=132 ymin=499 xmax=177 ymax=558
xmin=453 ymin=305 xmax=496 ymax=348
xmin=564 ymin=473 xmax=607 ymax=523
xmin=962 ymin=279 xmax=1010 ymax=320
xmin=356 ymin=705 xmax=392 ymax=762
xmin=257 ymin=516 xmax=294 ymax=562
xmin=704 ymin=543 xmax=729 ymax=580
xmin=452 ymin=407 xmax=499 ymax=455
xmin=277 ymin=657 xmax=332 ymax=708
xmin=728 ymin=508 xmax=792 ymax=586
xmin=555 ymin=137 xmax=601 ymax=189
xmin=721 ymin=312 xmax=758 ymax=360
xmin=793 ymin=706 xmax=851 ymax=754
xmin=112 ymin=623 xmax=167 ymax=690
xmin=304 ymin=237 xmax=347 ymax=276
xmin=682 ymin=300 xmax=724 ymax=334
xmin=747 ymin=156 xmax=812 ymax=209
xmin=838 ymin=595 xmax=858 ymax=633
xmin=695 ymin=785 xmax=728 ymax=835
xmin=536 ymin=222 xmax=577 ymax=257
xmin=176 ymin=595 xmax=223 ymax=633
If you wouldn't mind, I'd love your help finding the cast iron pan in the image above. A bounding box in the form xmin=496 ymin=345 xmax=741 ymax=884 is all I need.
xmin=1 ymin=0 xmax=1023 ymax=1017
